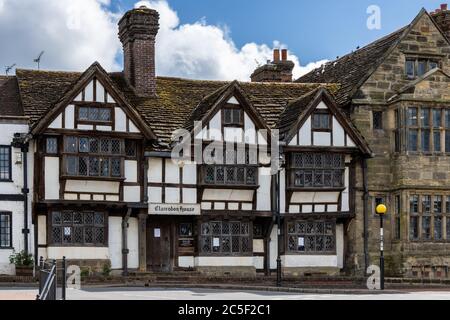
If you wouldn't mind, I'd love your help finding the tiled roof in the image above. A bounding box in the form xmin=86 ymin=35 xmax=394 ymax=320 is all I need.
xmin=0 ymin=76 xmax=24 ymax=117
xmin=296 ymin=26 xmax=407 ymax=105
xmin=10 ymin=68 xmax=342 ymax=147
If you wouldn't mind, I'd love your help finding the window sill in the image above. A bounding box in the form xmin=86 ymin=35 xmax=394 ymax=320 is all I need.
xmin=287 ymin=187 xmax=345 ymax=192
xmin=0 ymin=247 xmax=13 ymax=250
xmin=199 ymin=183 xmax=259 ymax=190
xmin=284 ymin=252 xmax=337 ymax=256
xmin=0 ymin=180 xmax=13 ymax=183
xmin=61 ymin=175 xmax=125 ymax=182
xmin=47 ymin=244 xmax=108 ymax=248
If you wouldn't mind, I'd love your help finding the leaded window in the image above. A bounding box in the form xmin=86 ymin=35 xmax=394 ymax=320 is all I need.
xmin=46 ymin=137 xmax=58 ymax=154
xmin=287 ymin=220 xmax=335 ymax=254
xmin=405 ymin=58 xmax=439 ymax=79
xmin=373 ymin=111 xmax=383 ymax=130
xmin=290 ymin=153 xmax=344 ymax=188
xmin=50 ymin=211 xmax=106 ymax=246
xmin=409 ymin=194 xmax=450 ymax=242
xmin=0 ymin=146 xmax=11 ymax=181
xmin=0 ymin=212 xmax=11 ymax=248
xmin=78 ymin=106 xmax=112 ymax=123
xmin=200 ymin=221 xmax=251 ymax=255
xmin=223 ymin=108 xmax=242 ymax=126
xmin=312 ymin=112 xmax=331 ymax=130
xmin=403 ymin=107 xmax=446 ymax=153
xmin=63 ymin=136 xmax=124 ymax=178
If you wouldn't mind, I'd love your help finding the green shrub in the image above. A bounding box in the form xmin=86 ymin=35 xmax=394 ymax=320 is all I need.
xmin=9 ymin=250 xmax=34 ymax=267
xmin=102 ymin=262 xmax=112 ymax=277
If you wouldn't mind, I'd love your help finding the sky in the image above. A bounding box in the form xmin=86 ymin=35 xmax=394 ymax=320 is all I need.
xmin=0 ymin=0 xmax=448 ymax=81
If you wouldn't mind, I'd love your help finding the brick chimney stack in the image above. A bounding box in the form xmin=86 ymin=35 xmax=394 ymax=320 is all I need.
xmin=250 ymin=48 xmax=295 ymax=83
xmin=431 ymin=4 xmax=450 ymax=40
xmin=119 ymin=6 xmax=159 ymax=97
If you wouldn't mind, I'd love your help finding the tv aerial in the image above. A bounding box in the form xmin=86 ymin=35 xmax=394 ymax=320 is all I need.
xmin=5 ymin=63 xmax=16 ymax=75
xmin=34 ymin=51 xmax=45 ymax=70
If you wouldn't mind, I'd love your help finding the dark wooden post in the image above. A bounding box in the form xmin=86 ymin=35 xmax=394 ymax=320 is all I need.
xmin=62 ymin=256 xmax=66 ymax=300
xmin=138 ymin=212 xmax=148 ymax=272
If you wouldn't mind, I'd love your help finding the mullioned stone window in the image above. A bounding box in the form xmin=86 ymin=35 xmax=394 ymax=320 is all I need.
xmin=409 ymin=194 xmax=449 ymax=242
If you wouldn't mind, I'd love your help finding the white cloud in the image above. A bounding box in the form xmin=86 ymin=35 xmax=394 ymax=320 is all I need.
xmin=0 ymin=0 xmax=328 ymax=81
xmin=0 ymin=0 xmax=120 ymax=72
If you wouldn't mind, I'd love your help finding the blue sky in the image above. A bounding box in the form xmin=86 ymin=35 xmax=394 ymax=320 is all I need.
xmin=113 ymin=0 xmax=447 ymax=65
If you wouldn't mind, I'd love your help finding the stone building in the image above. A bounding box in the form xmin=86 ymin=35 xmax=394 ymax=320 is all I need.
xmin=298 ymin=5 xmax=450 ymax=278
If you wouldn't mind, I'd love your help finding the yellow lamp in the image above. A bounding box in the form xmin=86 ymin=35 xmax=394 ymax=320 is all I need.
xmin=376 ymin=204 xmax=387 ymax=215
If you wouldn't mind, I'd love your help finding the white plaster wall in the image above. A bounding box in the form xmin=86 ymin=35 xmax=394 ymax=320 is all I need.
xmin=48 ymin=114 xmax=62 ymax=129
xmin=341 ymin=167 xmax=350 ymax=211
xmin=279 ymin=170 xmax=286 ymax=214
xmin=224 ymin=127 xmax=243 ymax=143
xmin=317 ymin=101 xmax=328 ymax=109
xmin=291 ymin=192 xmax=340 ymax=204
xmin=108 ymin=217 xmax=122 ymax=269
xmin=254 ymin=256 xmax=264 ymax=270
xmin=84 ymin=80 xmax=94 ymax=101
xmin=195 ymin=256 xmax=254 ymax=267
xmin=289 ymin=134 xmax=298 ymax=146
xmin=253 ymin=239 xmax=264 ymax=253
xmin=179 ymin=256 xmax=195 ymax=268
xmin=332 ymin=117 xmax=345 ymax=147
xmin=129 ymin=121 xmax=140 ymax=133
xmin=65 ymin=180 xmax=119 ymax=194
xmin=37 ymin=215 xmax=47 ymax=246
xmin=299 ymin=117 xmax=311 ymax=146
xmin=96 ymin=125 xmax=112 ymax=131
xmin=124 ymin=160 xmax=138 ymax=183
xmin=148 ymin=187 xmax=162 ymax=203
xmin=256 ymin=167 xmax=271 ymax=211
xmin=313 ymin=132 xmax=331 ymax=146
xmin=77 ymin=124 xmax=93 ymax=131
xmin=124 ymin=186 xmax=140 ymax=202
xmin=347 ymin=135 xmax=356 ymax=147
xmin=127 ymin=218 xmax=139 ymax=269
xmin=0 ymin=202 xmax=25 ymax=275
xmin=45 ymin=157 xmax=60 ymax=200
xmin=203 ymin=189 xmax=253 ymax=202
xmin=182 ymin=188 xmax=197 ymax=204
xmin=96 ymin=80 xmax=105 ymax=102
xmin=148 ymin=158 xmax=162 ymax=183
xmin=244 ymin=113 xmax=256 ymax=144
xmin=209 ymin=112 xmax=222 ymax=141
xmin=165 ymin=187 xmax=180 ymax=203
xmin=114 ymin=107 xmax=127 ymax=132
xmin=182 ymin=163 xmax=196 ymax=184
xmin=47 ymin=247 xmax=110 ymax=260
xmin=165 ymin=159 xmax=180 ymax=184
xmin=65 ymin=105 xmax=75 ymax=129
xmin=336 ymin=223 xmax=344 ymax=268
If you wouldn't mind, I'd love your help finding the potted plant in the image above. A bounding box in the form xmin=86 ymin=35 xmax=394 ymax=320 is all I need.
xmin=9 ymin=250 xmax=34 ymax=276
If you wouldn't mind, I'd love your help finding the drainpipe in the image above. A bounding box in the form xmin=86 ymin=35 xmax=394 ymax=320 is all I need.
xmin=362 ymin=157 xmax=369 ymax=272
xmin=21 ymin=142 xmax=30 ymax=254
xmin=122 ymin=208 xmax=132 ymax=276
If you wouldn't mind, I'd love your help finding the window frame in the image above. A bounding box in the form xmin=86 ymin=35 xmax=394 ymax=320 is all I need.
xmin=311 ymin=110 xmax=332 ymax=132
xmin=0 ymin=212 xmax=12 ymax=249
xmin=222 ymin=106 xmax=244 ymax=127
xmin=405 ymin=57 xmax=440 ymax=79
xmin=49 ymin=210 xmax=108 ymax=247
xmin=61 ymin=136 xmax=125 ymax=180
xmin=199 ymin=221 xmax=252 ymax=256
xmin=286 ymin=219 xmax=336 ymax=255
xmin=373 ymin=111 xmax=383 ymax=130
xmin=0 ymin=145 xmax=12 ymax=182
xmin=75 ymin=104 xmax=114 ymax=126
xmin=288 ymin=153 xmax=345 ymax=190
xmin=408 ymin=193 xmax=450 ymax=243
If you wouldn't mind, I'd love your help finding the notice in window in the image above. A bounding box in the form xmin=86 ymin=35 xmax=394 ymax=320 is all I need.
xmin=298 ymin=237 xmax=305 ymax=247
xmin=154 ymin=228 xmax=161 ymax=238
xmin=213 ymin=237 xmax=220 ymax=248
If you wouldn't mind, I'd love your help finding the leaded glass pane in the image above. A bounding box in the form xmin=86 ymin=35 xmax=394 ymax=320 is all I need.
xmin=52 ymin=227 xmax=62 ymax=243
xmin=98 ymin=108 xmax=111 ymax=121
xmin=111 ymin=158 xmax=121 ymax=177
xmin=79 ymin=157 xmax=88 ymax=176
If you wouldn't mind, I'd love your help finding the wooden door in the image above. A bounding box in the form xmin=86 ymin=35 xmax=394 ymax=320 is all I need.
xmin=147 ymin=221 xmax=172 ymax=272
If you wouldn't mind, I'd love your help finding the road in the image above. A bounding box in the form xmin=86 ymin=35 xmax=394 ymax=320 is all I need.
xmin=2 ymin=287 xmax=450 ymax=300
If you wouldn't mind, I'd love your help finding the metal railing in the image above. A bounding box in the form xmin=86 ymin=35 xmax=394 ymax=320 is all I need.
xmin=36 ymin=256 xmax=67 ymax=301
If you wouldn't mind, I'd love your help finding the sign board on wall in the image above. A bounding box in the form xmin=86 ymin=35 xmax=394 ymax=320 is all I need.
xmin=149 ymin=203 xmax=201 ymax=216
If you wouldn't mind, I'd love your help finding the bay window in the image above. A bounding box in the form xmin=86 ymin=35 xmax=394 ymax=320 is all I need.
xmin=63 ymin=136 xmax=124 ymax=178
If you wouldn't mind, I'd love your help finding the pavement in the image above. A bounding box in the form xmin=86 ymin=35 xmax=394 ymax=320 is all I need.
xmin=1 ymin=286 xmax=450 ymax=300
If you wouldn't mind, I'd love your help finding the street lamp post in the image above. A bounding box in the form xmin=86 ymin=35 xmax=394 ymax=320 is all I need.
xmin=376 ymin=204 xmax=387 ymax=290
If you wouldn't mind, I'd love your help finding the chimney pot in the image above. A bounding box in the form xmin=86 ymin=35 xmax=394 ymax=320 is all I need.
xmin=281 ymin=49 xmax=288 ymax=61
xmin=442 ymin=4 xmax=448 ymax=11
xmin=273 ymin=49 xmax=280 ymax=63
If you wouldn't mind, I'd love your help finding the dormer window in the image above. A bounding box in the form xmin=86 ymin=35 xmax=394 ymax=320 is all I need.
xmin=312 ymin=112 xmax=331 ymax=131
xmin=223 ymin=107 xmax=243 ymax=126
xmin=406 ymin=58 xmax=439 ymax=79
xmin=77 ymin=106 xmax=112 ymax=124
